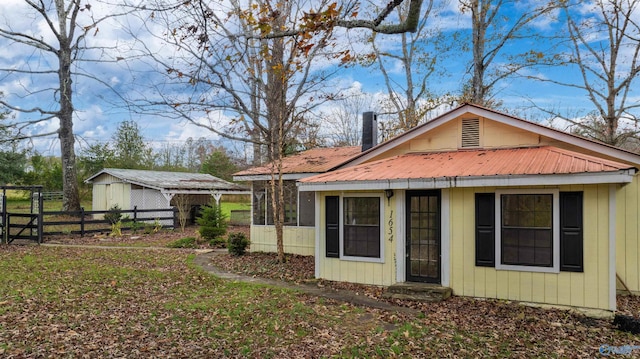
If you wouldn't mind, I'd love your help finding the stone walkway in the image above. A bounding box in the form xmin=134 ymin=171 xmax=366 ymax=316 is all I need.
xmin=193 ymin=249 xmax=420 ymax=316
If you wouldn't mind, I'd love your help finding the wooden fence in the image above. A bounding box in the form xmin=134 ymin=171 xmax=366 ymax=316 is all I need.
xmin=42 ymin=206 xmax=178 ymax=237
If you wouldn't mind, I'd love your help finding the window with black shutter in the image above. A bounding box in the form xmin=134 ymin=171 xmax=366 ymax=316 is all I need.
xmin=475 ymin=193 xmax=495 ymax=266
xmin=560 ymin=192 xmax=583 ymax=272
xmin=325 ymin=196 xmax=339 ymax=258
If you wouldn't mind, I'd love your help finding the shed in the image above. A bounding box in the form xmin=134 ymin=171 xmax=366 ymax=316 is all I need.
xmin=85 ymin=168 xmax=249 ymax=223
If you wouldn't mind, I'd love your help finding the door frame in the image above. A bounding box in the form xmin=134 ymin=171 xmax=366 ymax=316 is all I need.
xmin=405 ymin=190 xmax=442 ymax=283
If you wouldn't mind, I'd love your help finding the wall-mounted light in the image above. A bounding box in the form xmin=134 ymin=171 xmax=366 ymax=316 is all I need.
xmin=385 ymin=189 xmax=394 ymax=199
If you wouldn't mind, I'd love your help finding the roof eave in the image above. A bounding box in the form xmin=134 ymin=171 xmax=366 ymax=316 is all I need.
xmin=234 ymin=173 xmax=321 ymax=181
xmin=297 ymin=169 xmax=638 ymax=192
xmin=161 ymin=189 xmax=251 ymax=195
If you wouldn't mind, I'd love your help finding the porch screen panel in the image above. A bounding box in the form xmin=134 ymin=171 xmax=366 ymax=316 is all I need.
xmin=252 ymin=182 xmax=266 ymax=225
xmin=299 ymin=191 xmax=315 ymax=226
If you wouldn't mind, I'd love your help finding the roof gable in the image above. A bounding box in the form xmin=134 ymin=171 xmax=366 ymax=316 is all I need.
xmin=343 ymin=104 xmax=640 ymax=168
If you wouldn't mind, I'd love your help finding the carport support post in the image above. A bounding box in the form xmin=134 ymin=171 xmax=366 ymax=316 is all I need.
xmin=213 ymin=192 xmax=222 ymax=206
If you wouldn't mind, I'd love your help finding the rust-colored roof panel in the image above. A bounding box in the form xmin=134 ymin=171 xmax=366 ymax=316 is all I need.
xmin=300 ymin=146 xmax=636 ymax=183
xmin=234 ymin=146 xmax=362 ymax=176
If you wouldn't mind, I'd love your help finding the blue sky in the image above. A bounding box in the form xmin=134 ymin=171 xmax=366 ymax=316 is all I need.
xmin=0 ymin=0 xmax=636 ymax=157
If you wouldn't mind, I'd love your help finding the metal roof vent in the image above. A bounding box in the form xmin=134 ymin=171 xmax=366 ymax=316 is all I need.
xmin=461 ymin=118 xmax=480 ymax=148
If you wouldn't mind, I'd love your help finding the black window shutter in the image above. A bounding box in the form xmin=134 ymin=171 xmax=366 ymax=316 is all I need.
xmin=560 ymin=192 xmax=583 ymax=272
xmin=475 ymin=193 xmax=495 ymax=267
xmin=325 ymin=196 xmax=339 ymax=258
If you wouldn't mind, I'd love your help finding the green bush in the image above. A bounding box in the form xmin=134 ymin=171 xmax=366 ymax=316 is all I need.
xmin=209 ymin=236 xmax=227 ymax=248
xmin=227 ymin=232 xmax=250 ymax=256
xmin=167 ymin=237 xmax=197 ymax=248
xmin=196 ymin=202 xmax=228 ymax=240
xmin=104 ymin=204 xmax=122 ymax=225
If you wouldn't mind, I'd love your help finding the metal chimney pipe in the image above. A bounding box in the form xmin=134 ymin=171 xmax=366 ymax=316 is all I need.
xmin=361 ymin=112 xmax=378 ymax=152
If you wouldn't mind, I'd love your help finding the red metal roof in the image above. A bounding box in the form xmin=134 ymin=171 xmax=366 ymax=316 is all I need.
xmin=234 ymin=146 xmax=362 ymax=177
xmin=300 ymin=146 xmax=636 ymax=183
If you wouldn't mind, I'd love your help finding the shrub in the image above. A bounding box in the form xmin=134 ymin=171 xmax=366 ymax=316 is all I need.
xmin=209 ymin=236 xmax=227 ymax=248
xmin=128 ymin=220 xmax=142 ymax=234
xmin=199 ymin=226 xmax=226 ymax=240
xmin=227 ymin=232 xmax=250 ymax=256
xmin=167 ymin=237 xmax=197 ymax=248
xmin=104 ymin=204 xmax=122 ymax=225
xmin=196 ymin=202 xmax=228 ymax=240
xmin=105 ymin=205 xmax=123 ymax=237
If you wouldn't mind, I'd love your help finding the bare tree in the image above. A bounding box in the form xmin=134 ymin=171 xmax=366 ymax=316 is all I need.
xmin=0 ymin=0 xmax=130 ymax=211
xmin=261 ymin=0 xmax=426 ymax=37
xmin=172 ymin=193 xmax=190 ymax=232
xmin=324 ymin=89 xmax=377 ymax=146
xmin=370 ymin=0 xmax=454 ymax=136
xmin=458 ymin=0 xmax=558 ymax=106
xmin=127 ymin=0 xmax=346 ymax=262
xmin=533 ymin=0 xmax=640 ymax=148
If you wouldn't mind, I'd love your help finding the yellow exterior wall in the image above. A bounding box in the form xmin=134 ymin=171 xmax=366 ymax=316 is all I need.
xmin=249 ymin=225 xmax=315 ymax=256
xmin=449 ymin=184 xmax=612 ymax=311
xmin=366 ymin=117 xmax=547 ymax=163
xmin=316 ymin=192 xmax=396 ymax=286
xmin=482 ymin=120 xmax=541 ymax=148
xmin=616 ymin=176 xmax=640 ymax=293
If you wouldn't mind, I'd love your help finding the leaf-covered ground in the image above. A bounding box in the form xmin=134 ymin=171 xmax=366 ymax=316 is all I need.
xmin=2 ymin=229 xmax=639 ymax=358
xmin=212 ymin=251 xmax=640 ymax=358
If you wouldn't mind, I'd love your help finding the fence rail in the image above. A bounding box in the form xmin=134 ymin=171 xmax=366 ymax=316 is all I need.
xmin=41 ymin=191 xmax=64 ymax=201
xmin=41 ymin=207 xmax=178 ymax=237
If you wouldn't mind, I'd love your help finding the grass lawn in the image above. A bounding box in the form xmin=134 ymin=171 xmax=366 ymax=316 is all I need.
xmin=0 ymin=246 xmax=638 ymax=357
xmin=0 ymin=246 xmax=406 ymax=357
xmin=220 ymin=201 xmax=250 ymax=222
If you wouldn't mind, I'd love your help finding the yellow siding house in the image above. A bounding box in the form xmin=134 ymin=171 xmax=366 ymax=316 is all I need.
xmin=243 ymin=105 xmax=640 ymax=314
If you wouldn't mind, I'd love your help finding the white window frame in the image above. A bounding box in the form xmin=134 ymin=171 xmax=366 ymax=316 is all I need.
xmin=340 ymin=193 xmax=385 ymax=263
xmin=495 ymin=188 xmax=560 ymax=273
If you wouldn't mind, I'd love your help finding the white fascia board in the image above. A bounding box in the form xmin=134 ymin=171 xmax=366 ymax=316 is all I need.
xmin=234 ymin=173 xmax=319 ymax=181
xmin=161 ymin=189 xmax=233 ymax=196
xmin=209 ymin=190 xmax=252 ymax=195
xmin=296 ymin=170 xmax=637 ymax=192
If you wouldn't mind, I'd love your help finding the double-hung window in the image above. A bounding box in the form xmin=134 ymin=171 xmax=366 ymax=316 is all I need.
xmin=325 ymin=195 xmax=383 ymax=261
xmin=475 ymin=189 xmax=583 ymax=273
xmin=343 ymin=197 xmax=381 ymax=258
xmin=500 ymin=192 xmax=554 ymax=268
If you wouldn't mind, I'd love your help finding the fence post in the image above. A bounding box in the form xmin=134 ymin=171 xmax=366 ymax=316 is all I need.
xmin=1 ymin=190 xmax=6 ymax=244
xmin=37 ymin=192 xmax=43 ymax=244
xmin=133 ymin=206 xmax=137 ymax=223
xmin=80 ymin=207 xmax=85 ymax=237
xmin=173 ymin=208 xmax=179 ymax=229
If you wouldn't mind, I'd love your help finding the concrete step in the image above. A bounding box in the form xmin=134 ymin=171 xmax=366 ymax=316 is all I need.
xmin=383 ymin=282 xmax=452 ymax=302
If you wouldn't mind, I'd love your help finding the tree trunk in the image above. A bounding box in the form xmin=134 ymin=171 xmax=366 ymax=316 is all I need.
xmin=470 ymin=0 xmax=487 ymax=105
xmin=57 ymin=5 xmax=81 ymax=212
xmin=265 ymin=6 xmax=288 ymax=263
